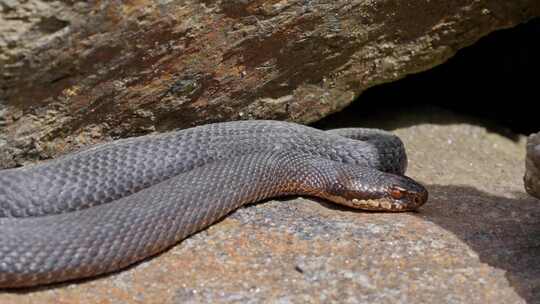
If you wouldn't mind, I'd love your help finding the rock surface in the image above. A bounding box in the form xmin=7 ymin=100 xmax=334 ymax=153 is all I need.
xmin=525 ymin=132 xmax=540 ymax=199
xmin=1 ymin=108 xmax=538 ymax=303
xmin=2 ymin=0 xmax=540 ymax=168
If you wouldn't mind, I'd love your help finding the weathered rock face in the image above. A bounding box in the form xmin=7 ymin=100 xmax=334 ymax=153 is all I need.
xmin=1 ymin=0 xmax=540 ymax=168
xmin=0 ymin=108 xmax=538 ymax=303
xmin=525 ymin=132 xmax=540 ymax=199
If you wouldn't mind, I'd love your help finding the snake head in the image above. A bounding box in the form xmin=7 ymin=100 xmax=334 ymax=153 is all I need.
xmin=324 ymin=165 xmax=428 ymax=212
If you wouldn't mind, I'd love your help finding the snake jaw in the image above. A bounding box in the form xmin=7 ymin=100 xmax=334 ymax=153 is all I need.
xmin=330 ymin=196 xmax=424 ymax=212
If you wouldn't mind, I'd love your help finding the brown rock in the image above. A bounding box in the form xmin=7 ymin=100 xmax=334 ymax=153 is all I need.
xmin=1 ymin=108 xmax=538 ymax=303
xmin=525 ymin=132 xmax=540 ymax=198
xmin=1 ymin=0 xmax=540 ymax=167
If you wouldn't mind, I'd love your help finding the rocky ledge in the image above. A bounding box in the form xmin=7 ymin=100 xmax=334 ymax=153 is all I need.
xmin=1 ymin=0 xmax=540 ymax=168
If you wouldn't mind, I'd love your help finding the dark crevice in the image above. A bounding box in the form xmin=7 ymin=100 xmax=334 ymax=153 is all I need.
xmin=316 ymin=17 xmax=540 ymax=136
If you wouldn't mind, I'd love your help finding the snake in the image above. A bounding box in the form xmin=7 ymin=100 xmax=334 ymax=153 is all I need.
xmin=0 ymin=120 xmax=428 ymax=288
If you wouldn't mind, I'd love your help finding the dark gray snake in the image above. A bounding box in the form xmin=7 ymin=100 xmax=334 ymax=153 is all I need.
xmin=0 ymin=120 xmax=427 ymax=288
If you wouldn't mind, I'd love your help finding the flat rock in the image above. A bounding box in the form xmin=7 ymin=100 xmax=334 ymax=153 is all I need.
xmin=1 ymin=109 xmax=538 ymax=303
xmin=525 ymin=132 xmax=540 ymax=199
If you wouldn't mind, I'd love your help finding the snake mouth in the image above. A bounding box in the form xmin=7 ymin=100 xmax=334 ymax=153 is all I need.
xmin=349 ymin=195 xmax=426 ymax=211
xmin=325 ymin=187 xmax=428 ymax=212
xmin=329 ymin=196 xmax=419 ymax=212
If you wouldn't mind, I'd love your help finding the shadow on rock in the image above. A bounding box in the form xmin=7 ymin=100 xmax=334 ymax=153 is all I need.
xmin=420 ymin=184 xmax=540 ymax=303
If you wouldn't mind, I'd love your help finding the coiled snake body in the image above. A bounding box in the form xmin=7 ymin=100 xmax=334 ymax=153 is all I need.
xmin=0 ymin=120 xmax=427 ymax=288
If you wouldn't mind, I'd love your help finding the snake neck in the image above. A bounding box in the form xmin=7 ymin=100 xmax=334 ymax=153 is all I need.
xmin=270 ymin=154 xmax=370 ymax=199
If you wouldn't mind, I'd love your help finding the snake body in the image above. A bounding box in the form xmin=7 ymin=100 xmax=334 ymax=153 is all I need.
xmin=0 ymin=120 xmax=427 ymax=288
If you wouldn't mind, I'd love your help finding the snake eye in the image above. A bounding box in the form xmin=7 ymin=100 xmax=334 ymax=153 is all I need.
xmin=389 ymin=186 xmax=406 ymax=199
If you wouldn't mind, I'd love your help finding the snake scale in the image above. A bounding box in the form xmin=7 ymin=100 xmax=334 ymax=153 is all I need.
xmin=0 ymin=120 xmax=427 ymax=288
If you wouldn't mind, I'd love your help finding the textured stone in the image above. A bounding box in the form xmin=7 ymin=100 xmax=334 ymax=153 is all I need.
xmin=0 ymin=108 xmax=538 ymax=303
xmin=525 ymin=132 xmax=540 ymax=198
xmin=1 ymin=0 xmax=540 ymax=167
